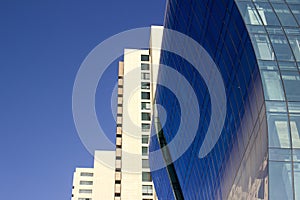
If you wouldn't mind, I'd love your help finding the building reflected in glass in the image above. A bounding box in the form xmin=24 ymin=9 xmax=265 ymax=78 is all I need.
xmin=149 ymin=0 xmax=300 ymax=199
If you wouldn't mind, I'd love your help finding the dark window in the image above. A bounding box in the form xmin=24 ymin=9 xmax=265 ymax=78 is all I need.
xmin=141 ymin=55 xmax=149 ymax=61
xmin=141 ymin=63 xmax=150 ymax=70
xmin=141 ymin=82 xmax=150 ymax=89
xmin=142 ymin=113 xmax=151 ymax=121
xmin=142 ymin=172 xmax=152 ymax=181
xmin=141 ymin=92 xmax=150 ymax=99
xmin=142 ymin=159 xmax=150 ymax=168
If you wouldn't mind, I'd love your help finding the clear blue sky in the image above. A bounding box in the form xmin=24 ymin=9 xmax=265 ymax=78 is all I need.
xmin=0 ymin=0 xmax=165 ymax=199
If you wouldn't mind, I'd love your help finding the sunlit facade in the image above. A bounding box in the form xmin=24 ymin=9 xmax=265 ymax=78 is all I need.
xmin=149 ymin=0 xmax=300 ymax=199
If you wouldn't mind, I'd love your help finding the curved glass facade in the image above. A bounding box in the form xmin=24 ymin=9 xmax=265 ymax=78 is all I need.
xmin=149 ymin=0 xmax=300 ymax=199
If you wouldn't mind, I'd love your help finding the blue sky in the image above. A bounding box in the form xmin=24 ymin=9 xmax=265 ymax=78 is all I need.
xmin=0 ymin=0 xmax=165 ymax=199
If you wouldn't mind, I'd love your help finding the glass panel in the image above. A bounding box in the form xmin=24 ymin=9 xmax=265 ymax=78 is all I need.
xmin=286 ymin=35 xmax=300 ymax=61
xmin=266 ymin=101 xmax=287 ymax=112
xmin=141 ymin=72 xmax=150 ymax=80
xmin=290 ymin=113 xmax=300 ymax=148
xmin=294 ymin=163 xmax=300 ymax=200
xmin=293 ymin=149 xmax=300 ymax=162
xmin=237 ymin=1 xmax=263 ymax=25
xmin=281 ymin=71 xmax=300 ymax=101
xmin=142 ymin=123 xmax=151 ymax=132
xmin=269 ymin=34 xmax=294 ymax=61
xmin=278 ymin=61 xmax=298 ymax=71
xmin=141 ymin=82 xmax=150 ymax=89
xmin=251 ymin=34 xmax=275 ymax=60
xmin=267 ymin=112 xmax=291 ymax=148
xmin=142 ymin=147 xmax=148 ymax=156
xmin=258 ymin=60 xmax=278 ymax=70
xmin=271 ymin=3 xmax=298 ymax=27
xmin=254 ymin=2 xmax=281 ymax=26
xmin=141 ymin=63 xmax=150 ymax=70
xmin=142 ymin=135 xmax=149 ymax=144
xmin=141 ymin=92 xmax=150 ymax=99
xmin=142 ymin=159 xmax=150 ymax=168
xmin=142 ymin=113 xmax=151 ymax=121
xmin=288 ymin=102 xmax=300 ymax=113
xmin=142 ymin=185 xmax=153 ymax=195
xmin=261 ymin=70 xmax=285 ymax=100
xmin=269 ymin=161 xmax=293 ymax=200
xmin=141 ymin=55 xmax=149 ymax=61
xmin=142 ymin=102 xmax=151 ymax=110
xmin=142 ymin=172 xmax=152 ymax=181
xmin=79 ymin=181 xmax=93 ymax=185
xmin=269 ymin=148 xmax=291 ymax=161
xmin=288 ymin=4 xmax=300 ymax=24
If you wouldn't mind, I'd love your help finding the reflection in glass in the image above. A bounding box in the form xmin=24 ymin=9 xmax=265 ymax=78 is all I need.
xmin=251 ymin=34 xmax=275 ymax=60
xmin=287 ymin=35 xmax=300 ymax=61
xmin=268 ymin=112 xmax=291 ymax=148
xmin=269 ymin=161 xmax=293 ymax=200
xmin=294 ymin=163 xmax=300 ymax=200
xmin=290 ymin=114 xmax=300 ymax=148
xmin=261 ymin=70 xmax=285 ymax=100
xmin=281 ymin=71 xmax=300 ymax=101
xmin=272 ymin=3 xmax=298 ymax=27
xmin=269 ymin=34 xmax=294 ymax=61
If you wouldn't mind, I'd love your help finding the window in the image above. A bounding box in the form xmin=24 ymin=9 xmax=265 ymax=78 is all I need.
xmin=142 ymin=185 xmax=153 ymax=195
xmin=142 ymin=123 xmax=150 ymax=132
xmin=142 ymin=159 xmax=150 ymax=168
xmin=79 ymin=181 xmax=93 ymax=185
xmin=142 ymin=113 xmax=151 ymax=121
xmin=142 ymin=172 xmax=152 ymax=181
xmin=141 ymin=55 xmax=149 ymax=61
xmin=141 ymin=72 xmax=150 ymax=80
xmin=142 ymin=135 xmax=149 ymax=144
xmin=80 ymin=172 xmax=93 ymax=177
xmin=78 ymin=198 xmax=92 ymax=200
xmin=141 ymin=82 xmax=150 ymax=89
xmin=142 ymin=147 xmax=148 ymax=156
xmin=142 ymin=102 xmax=151 ymax=110
xmin=261 ymin=70 xmax=285 ymax=100
xmin=141 ymin=92 xmax=150 ymax=100
xmin=281 ymin=71 xmax=300 ymax=101
xmin=141 ymin=63 xmax=150 ymax=70
xmin=79 ymin=189 xmax=92 ymax=194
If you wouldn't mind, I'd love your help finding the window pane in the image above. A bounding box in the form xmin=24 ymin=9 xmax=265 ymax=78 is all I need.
xmin=142 ymin=185 xmax=153 ymax=195
xmin=142 ymin=159 xmax=150 ymax=168
xmin=272 ymin=3 xmax=298 ymax=27
xmin=269 ymin=34 xmax=294 ymax=61
xmin=142 ymin=135 xmax=149 ymax=144
xmin=261 ymin=70 xmax=285 ymax=100
xmin=269 ymin=161 xmax=293 ymax=200
xmin=290 ymin=114 xmax=300 ymax=148
xmin=141 ymin=72 xmax=150 ymax=80
xmin=287 ymin=35 xmax=300 ymax=61
xmin=251 ymin=34 xmax=275 ymax=60
xmin=141 ymin=92 xmax=150 ymax=100
xmin=237 ymin=1 xmax=263 ymax=25
xmin=141 ymin=55 xmax=149 ymax=61
xmin=281 ymin=71 xmax=300 ymax=101
xmin=142 ymin=113 xmax=151 ymax=121
xmin=254 ymin=2 xmax=280 ymax=26
xmin=142 ymin=147 xmax=148 ymax=156
xmin=278 ymin=61 xmax=298 ymax=71
xmin=142 ymin=102 xmax=151 ymax=110
xmin=269 ymin=148 xmax=291 ymax=161
xmin=141 ymin=82 xmax=150 ymax=89
xmin=294 ymin=163 xmax=300 ymax=200
xmin=267 ymin=113 xmax=291 ymax=148
xmin=79 ymin=189 xmax=92 ymax=194
xmin=142 ymin=172 xmax=152 ymax=182
xmin=80 ymin=172 xmax=93 ymax=177
xmin=79 ymin=181 xmax=93 ymax=185
xmin=141 ymin=63 xmax=150 ymax=70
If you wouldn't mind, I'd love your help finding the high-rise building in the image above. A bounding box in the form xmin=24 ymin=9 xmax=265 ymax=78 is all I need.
xmin=72 ymin=26 xmax=163 ymax=200
xmin=149 ymin=0 xmax=300 ymax=200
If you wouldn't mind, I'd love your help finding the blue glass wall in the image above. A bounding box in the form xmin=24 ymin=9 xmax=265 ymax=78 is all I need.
xmin=150 ymin=0 xmax=300 ymax=199
xmin=150 ymin=0 xmax=268 ymax=199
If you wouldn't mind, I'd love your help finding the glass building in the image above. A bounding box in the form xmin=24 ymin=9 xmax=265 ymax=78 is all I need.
xmin=149 ymin=0 xmax=300 ymax=199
